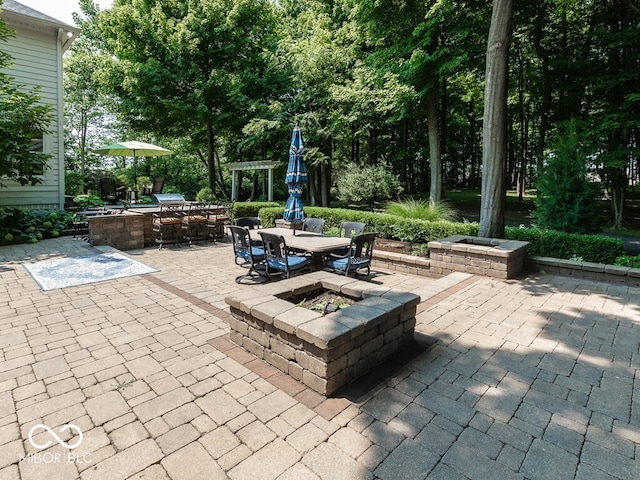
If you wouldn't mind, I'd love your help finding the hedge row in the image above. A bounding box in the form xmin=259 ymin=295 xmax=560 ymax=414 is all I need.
xmin=257 ymin=206 xmax=624 ymax=264
xmin=232 ymin=201 xmax=280 ymax=219
xmin=504 ymin=226 xmax=624 ymax=265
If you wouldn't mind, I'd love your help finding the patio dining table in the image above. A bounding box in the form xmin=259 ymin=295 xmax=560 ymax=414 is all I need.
xmin=251 ymin=227 xmax=352 ymax=254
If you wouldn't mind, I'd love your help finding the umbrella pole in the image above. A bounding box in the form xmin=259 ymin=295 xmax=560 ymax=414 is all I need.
xmin=133 ymin=150 xmax=137 ymax=192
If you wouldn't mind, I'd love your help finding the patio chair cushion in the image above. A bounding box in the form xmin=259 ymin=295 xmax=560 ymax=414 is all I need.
xmin=267 ymin=255 xmax=309 ymax=272
xmin=183 ymin=215 xmax=208 ymax=223
xmin=325 ymin=256 xmax=370 ymax=272
xmin=237 ymin=246 xmax=265 ymax=262
xmin=153 ymin=217 xmax=182 ymax=225
xmin=209 ymin=215 xmax=230 ymax=222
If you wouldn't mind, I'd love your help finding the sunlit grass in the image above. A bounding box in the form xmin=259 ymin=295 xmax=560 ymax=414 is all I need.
xmin=384 ymin=197 xmax=458 ymax=222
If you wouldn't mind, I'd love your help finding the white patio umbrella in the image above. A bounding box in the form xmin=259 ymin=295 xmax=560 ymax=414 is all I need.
xmin=92 ymin=141 xmax=172 ymax=191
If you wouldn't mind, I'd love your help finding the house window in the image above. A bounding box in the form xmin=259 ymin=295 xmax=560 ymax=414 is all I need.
xmin=29 ymin=137 xmax=44 ymax=153
xmin=28 ymin=137 xmax=45 ymax=175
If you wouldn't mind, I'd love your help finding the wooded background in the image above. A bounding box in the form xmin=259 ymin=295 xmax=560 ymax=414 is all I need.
xmin=63 ymin=0 xmax=639 ymax=230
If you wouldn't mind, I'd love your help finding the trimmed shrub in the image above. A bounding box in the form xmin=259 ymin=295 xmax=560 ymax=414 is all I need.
xmin=234 ymin=202 xmax=280 ymax=219
xmin=258 ymin=206 xmax=478 ymax=245
xmin=334 ymin=163 xmax=402 ymax=210
xmin=196 ymin=187 xmax=217 ymax=204
xmin=259 ymin=206 xmax=623 ymax=265
xmin=504 ymin=226 xmax=623 ymax=264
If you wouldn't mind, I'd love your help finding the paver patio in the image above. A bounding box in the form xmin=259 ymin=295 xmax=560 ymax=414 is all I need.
xmin=0 ymin=235 xmax=639 ymax=479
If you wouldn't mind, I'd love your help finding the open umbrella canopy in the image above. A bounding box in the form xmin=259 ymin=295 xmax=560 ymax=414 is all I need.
xmin=92 ymin=141 xmax=172 ymax=191
xmin=283 ymin=126 xmax=308 ymax=223
xmin=92 ymin=141 xmax=172 ymax=157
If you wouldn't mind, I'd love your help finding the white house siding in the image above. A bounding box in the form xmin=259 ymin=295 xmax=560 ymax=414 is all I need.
xmin=0 ymin=4 xmax=77 ymax=209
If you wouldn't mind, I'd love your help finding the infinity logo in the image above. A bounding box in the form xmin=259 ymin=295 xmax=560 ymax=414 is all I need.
xmin=28 ymin=424 xmax=83 ymax=450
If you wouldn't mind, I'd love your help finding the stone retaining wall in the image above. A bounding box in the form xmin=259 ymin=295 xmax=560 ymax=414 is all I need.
xmin=225 ymin=272 xmax=419 ymax=396
xmin=372 ymin=250 xmax=435 ymax=278
xmin=526 ymin=256 xmax=640 ymax=286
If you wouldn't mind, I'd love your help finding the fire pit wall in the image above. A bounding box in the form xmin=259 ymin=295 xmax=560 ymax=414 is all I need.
xmin=428 ymin=235 xmax=529 ymax=279
xmin=225 ymin=272 xmax=420 ymax=396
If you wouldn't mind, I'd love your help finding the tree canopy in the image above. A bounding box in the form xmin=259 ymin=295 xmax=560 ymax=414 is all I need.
xmin=64 ymin=0 xmax=640 ymax=229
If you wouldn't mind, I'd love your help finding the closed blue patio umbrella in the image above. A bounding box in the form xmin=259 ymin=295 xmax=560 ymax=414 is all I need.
xmin=283 ymin=125 xmax=308 ymax=222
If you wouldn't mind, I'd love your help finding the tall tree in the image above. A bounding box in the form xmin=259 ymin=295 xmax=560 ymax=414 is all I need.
xmin=97 ymin=0 xmax=279 ymax=198
xmin=64 ymin=0 xmax=121 ymax=175
xmin=479 ymin=0 xmax=514 ymax=238
xmin=586 ymin=0 xmax=640 ymax=229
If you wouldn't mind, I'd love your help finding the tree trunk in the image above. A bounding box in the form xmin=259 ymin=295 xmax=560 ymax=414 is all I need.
xmin=479 ymin=0 xmax=514 ymax=238
xmin=533 ymin=0 xmax=551 ymax=178
xmin=308 ymin=170 xmax=317 ymax=206
xmin=400 ymin=118 xmax=408 ymax=187
xmin=320 ymin=162 xmax=331 ymax=207
xmin=212 ymin=152 xmax=225 ymax=198
xmin=427 ymin=87 xmax=442 ymax=205
xmin=517 ymin=42 xmax=529 ymax=202
xmin=80 ymin=108 xmax=87 ymax=175
xmin=611 ymin=178 xmax=625 ymax=230
xmin=206 ymin=118 xmax=217 ymax=195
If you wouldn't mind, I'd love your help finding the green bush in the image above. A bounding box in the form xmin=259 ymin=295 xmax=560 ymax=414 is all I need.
xmin=334 ymin=163 xmax=402 ymax=210
xmin=196 ymin=187 xmax=217 ymax=204
xmin=257 ymin=206 xmax=478 ymax=245
xmin=504 ymin=226 xmax=624 ymax=264
xmin=65 ymin=170 xmax=86 ymax=196
xmin=0 ymin=208 xmax=72 ymax=245
xmin=534 ymin=121 xmax=603 ymax=233
xmin=73 ymin=194 xmax=104 ymax=209
xmin=259 ymin=206 xmax=624 ymax=265
xmin=615 ymin=255 xmax=640 ymax=268
xmin=233 ymin=202 xmax=280 ymax=219
xmin=384 ymin=197 xmax=458 ymax=222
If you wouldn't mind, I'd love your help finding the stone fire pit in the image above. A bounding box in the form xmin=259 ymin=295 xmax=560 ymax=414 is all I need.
xmin=428 ymin=235 xmax=529 ymax=279
xmin=225 ymin=272 xmax=419 ymax=396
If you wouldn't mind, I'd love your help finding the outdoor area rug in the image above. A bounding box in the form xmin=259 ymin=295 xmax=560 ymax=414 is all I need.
xmin=23 ymin=252 xmax=158 ymax=291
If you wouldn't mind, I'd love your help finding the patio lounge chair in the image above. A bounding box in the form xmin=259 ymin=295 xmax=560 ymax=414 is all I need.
xmin=325 ymin=232 xmax=376 ymax=276
xmin=302 ymin=217 xmax=325 ymax=233
xmin=143 ymin=177 xmax=165 ymax=196
xmin=258 ymin=231 xmax=312 ymax=279
xmin=98 ymin=177 xmax=127 ymax=203
xmin=229 ymin=225 xmax=267 ymax=283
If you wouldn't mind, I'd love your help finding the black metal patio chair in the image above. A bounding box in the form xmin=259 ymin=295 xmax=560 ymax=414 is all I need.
xmin=234 ymin=217 xmax=261 ymax=229
xmin=325 ymin=232 xmax=377 ymax=277
xmin=229 ymin=225 xmax=267 ymax=283
xmin=339 ymin=221 xmax=366 ymax=238
xmin=258 ymin=231 xmax=312 ymax=280
xmin=302 ymin=217 xmax=325 ymax=233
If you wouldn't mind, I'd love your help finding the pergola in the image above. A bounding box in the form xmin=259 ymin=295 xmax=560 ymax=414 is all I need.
xmin=226 ymin=160 xmax=280 ymax=201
